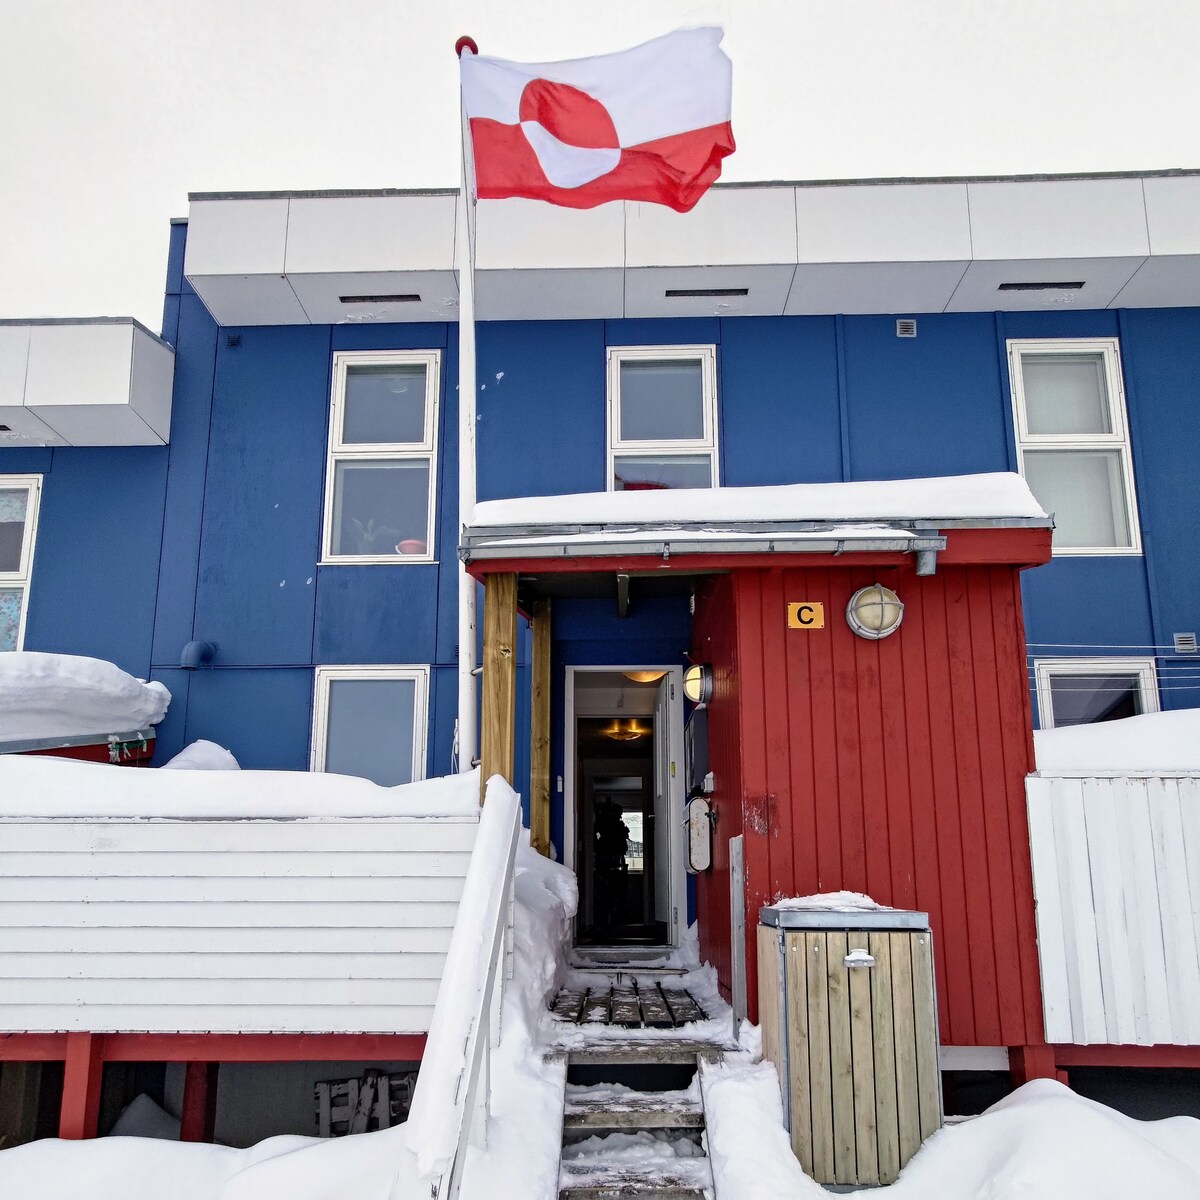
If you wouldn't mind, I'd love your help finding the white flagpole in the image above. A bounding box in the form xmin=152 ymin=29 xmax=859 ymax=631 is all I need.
xmin=455 ymin=37 xmax=479 ymax=776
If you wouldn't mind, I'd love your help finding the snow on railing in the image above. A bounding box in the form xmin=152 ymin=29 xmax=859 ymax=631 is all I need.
xmin=401 ymin=776 xmax=520 ymax=1200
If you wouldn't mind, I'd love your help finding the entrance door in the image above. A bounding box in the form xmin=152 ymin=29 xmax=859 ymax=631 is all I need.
xmin=566 ymin=667 xmax=684 ymax=947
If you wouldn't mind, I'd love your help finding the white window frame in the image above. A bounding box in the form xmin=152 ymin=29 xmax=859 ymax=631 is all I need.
xmin=606 ymin=345 xmax=719 ymax=491
xmin=1034 ymin=656 xmax=1159 ymax=730
xmin=321 ymin=350 xmax=440 ymax=564
xmin=1007 ymin=337 xmax=1141 ymax=556
xmin=0 ymin=474 xmax=41 ymax=652
xmin=310 ymin=664 xmax=430 ymax=783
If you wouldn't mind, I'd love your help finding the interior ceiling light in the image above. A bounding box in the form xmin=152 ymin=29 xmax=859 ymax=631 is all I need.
xmin=603 ymin=718 xmax=648 ymax=741
xmin=846 ymin=584 xmax=904 ymax=640
xmin=338 ymin=294 xmax=422 ymax=304
xmin=665 ymin=287 xmax=748 ymax=298
xmin=997 ymin=281 xmax=1085 ymax=292
xmin=624 ymin=670 xmax=668 ymax=684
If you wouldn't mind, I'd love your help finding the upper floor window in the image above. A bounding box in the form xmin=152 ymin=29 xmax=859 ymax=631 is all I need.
xmin=310 ymin=665 xmax=428 ymax=787
xmin=0 ymin=475 xmax=40 ymax=651
xmin=321 ymin=351 xmax=440 ymax=563
xmin=1008 ymin=338 xmax=1140 ymax=554
xmin=607 ymin=346 xmax=718 ymax=491
xmin=1033 ymin=657 xmax=1159 ymax=729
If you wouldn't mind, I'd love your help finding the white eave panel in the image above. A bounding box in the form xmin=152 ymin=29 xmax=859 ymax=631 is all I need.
xmin=1142 ymin=176 xmax=1200 ymax=256
xmin=287 ymin=271 xmax=460 ymax=324
xmin=129 ymin=326 xmax=176 ymax=442
xmin=967 ymin=178 xmax=1150 ymax=261
xmin=946 ymin=257 xmax=1145 ymax=312
xmin=476 ymin=268 xmax=624 ymax=321
xmin=474 ymin=198 xmax=624 ymax=270
xmin=1109 ymin=255 xmax=1200 ymax=309
xmin=625 ymin=187 xmax=797 ymax=267
xmin=0 ymin=404 xmax=68 ymax=448
xmin=186 ymin=274 xmax=309 ymax=326
xmin=185 ymin=198 xmax=289 ymax=276
xmin=625 ymin=264 xmax=796 ymax=318
xmin=786 ymin=261 xmax=969 ymax=315
xmin=284 ymin=195 xmax=457 ymax=274
xmin=0 ymin=326 xmax=31 ymax=408
xmin=795 ymin=183 xmax=972 ymax=264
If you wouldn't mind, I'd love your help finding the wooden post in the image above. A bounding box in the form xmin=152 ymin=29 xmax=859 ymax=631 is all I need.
xmin=479 ymin=572 xmax=518 ymax=799
xmin=180 ymin=1062 xmax=220 ymax=1142
xmin=529 ymin=598 xmax=552 ymax=854
xmin=59 ymin=1033 xmax=104 ymax=1139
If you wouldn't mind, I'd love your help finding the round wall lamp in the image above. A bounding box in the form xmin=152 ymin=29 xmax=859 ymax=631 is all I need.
xmin=683 ymin=663 xmax=713 ymax=704
xmin=846 ymin=585 xmax=904 ymax=640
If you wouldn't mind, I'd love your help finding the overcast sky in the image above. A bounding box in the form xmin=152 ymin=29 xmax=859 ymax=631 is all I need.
xmin=2 ymin=0 xmax=1199 ymax=330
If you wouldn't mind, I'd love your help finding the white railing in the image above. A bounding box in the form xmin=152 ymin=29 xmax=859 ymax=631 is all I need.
xmin=1027 ymin=772 xmax=1200 ymax=1046
xmin=401 ymin=777 xmax=520 ymax=1200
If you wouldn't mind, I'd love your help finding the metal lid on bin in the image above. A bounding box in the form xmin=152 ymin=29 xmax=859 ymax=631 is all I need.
xmin=759 ymin=904 xmax=929 ymax=932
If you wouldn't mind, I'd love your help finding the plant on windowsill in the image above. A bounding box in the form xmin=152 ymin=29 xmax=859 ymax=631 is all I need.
xmin=350 ymin=518 xmax=402 ymax=556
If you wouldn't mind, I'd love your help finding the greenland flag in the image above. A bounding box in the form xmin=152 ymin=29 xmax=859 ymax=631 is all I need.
xmin=459 ymin=28 xmax=735 ymax=213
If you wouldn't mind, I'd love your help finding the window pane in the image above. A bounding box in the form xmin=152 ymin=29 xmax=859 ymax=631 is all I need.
xmin=0 ymin=489 xmax=29 ymax=573
xmin=325 ymin=677 xmax=417 ymax=786
xmin=1023 ymin=449 xmax=1131 ymax=548
xmin=613 ymin=454 xmax=712 ymax=491
xmin=342 ymin=363 xmax=428 ymax=444
xmin=1048 ymin=673 xmax=1142 ymax=726
xmin=0 ymin=587 xmax=22 ymax=650
xmin=618 ymin=359 xmax=705 ymax=442
xmin=1021 ymin=353 xmax=1112 ymax=435
xmin=331 ymin=460 xmax=431 ymax=556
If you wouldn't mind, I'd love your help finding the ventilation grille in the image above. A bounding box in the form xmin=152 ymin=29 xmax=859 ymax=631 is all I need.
xmin=998 ymin=281 xmax=1085 ymax=292
xmin=895 ymin=319 xmax=917 ymax=338
xmin=665 ymin=287 xmax=748 ymax=298
xmin=1174 ymin=632 xmax=1198 ymax=654
xmin=339 ymin=294 xmax=421 ymax=304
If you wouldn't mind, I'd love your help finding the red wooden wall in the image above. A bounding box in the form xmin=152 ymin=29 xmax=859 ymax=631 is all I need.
xmin=693 ymin=552 xmax=1047 ymax=1050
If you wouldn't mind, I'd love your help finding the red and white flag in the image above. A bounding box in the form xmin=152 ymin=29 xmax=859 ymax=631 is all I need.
xmin=459 ymin=28 xmax=734 ymax=213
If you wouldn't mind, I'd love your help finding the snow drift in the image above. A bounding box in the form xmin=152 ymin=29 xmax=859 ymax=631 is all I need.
xmin=1034 ymin=707 xmax=1200 ymax=773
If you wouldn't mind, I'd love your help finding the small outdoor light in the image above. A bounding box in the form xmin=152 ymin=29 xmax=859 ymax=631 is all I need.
xmin=683 ymin=663 xmax=713 ymax=704
xmin=846 ymin=585 xmax=904 ymax=640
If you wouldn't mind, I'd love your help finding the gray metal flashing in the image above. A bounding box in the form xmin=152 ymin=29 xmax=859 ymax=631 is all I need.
xmin=760 ymin=906 xmax=930 ymax=932
xmin=0 ymin=729 xmax=155 ymax=755
xmin=0 ymin=315 xmax=172 ymax=350
xmin=189 ymin=187 xmax=460 ymax=202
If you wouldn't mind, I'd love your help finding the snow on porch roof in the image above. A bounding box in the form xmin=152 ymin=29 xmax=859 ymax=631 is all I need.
xmin=462 ymin=472 xmax=1050 ymax=562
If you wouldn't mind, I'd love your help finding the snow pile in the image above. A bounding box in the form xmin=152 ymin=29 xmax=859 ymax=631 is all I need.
xmin=0 ymin=754 xmax=480 ymax=818
xmin=770 ymin=890 xmax=892 ymax=911
xmin=108 ymin=1095 xmax=182 ymax=1141
xmin=471 ymin=472 xmax=1048 ymax=529
xmin=1035 ymin=707 xmax=1200 ymax=773
xmin=162 ymin=740 xmax=241 ymax=770
xmin=0 ymin=652 xmax=169 ymax=741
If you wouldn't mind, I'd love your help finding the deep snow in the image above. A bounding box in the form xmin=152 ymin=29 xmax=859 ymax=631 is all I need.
xmin=1034 ymin=707 xmax=1200 ymax=773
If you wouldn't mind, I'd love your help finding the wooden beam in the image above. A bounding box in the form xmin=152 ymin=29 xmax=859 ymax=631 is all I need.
xmin=480 ymin=572 xmax=518 ymax=799
xmin=59 ymin=1033 xmax=104 ymax=1139
xmin=180 ymin=1062 xmax=220 ymax=1142
xmin=529 ymin=599 xmax=552 ymax=855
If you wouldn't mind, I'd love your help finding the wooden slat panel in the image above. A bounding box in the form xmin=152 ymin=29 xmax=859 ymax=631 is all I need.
xmin=529 ymin=598 xmax=552 ymax=856
xmin=0 ymin=953 xmax=448 ymax=981
xmin=869 ymin=932 xmax=900 ymax=1186
xmin=0 ymin=926 xmax=451 ymax=954
xmin=847 ymin=941 xmax=878 ymax=1185
xmin=0 ymin=875 xmax=465 ymax=903
xmin=806 ymin=932 xmax=834 ymax=1182
xmin=0 ymin=851 xmax=473 ymax=878
xmin=784 ymin=931 xmax=813 ymax=1175
xmin=890 ymin=932 xmax=920 ymax=1164
xmin=1025 ymin=780 xmax=1072 ymax=1043
xmin=0 ymin=820 xmax=479 ymax=853
xmin=757 ymin=925 xmax=783 ymax=1088
xmin=0 ymin=901 xmax=460 ymax=928
xmin=910 ymin=930 xmax=941 ymax=1140
xmin=826 ymin=931 xmax=857 ymax=1186
xmin=0 ymin=978 xmax=442 ymax=1006
xmin=0 ymin=1004 xmax=434 ymax=1034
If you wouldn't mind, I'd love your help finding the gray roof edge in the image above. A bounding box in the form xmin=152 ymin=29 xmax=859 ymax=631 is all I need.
xmin=0 ymin=315 xmax=172 ymax=350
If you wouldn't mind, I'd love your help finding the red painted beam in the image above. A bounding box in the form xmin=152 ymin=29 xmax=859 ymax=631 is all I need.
xmin=180 ymin=1062 xmax=220 ymax=1142
xmin=0 ymin=1033 xmax=68 ymax=1060
xmin=99 ymin=1032 xmax=428 ymax=1062
xmin=1052 ymin=1044 xmax=1200 ymax=1070
xmin=59 ymin=1032 xmax=104 ymax=1139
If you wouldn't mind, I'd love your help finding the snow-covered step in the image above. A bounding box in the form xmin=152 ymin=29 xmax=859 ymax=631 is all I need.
xmin=562 ymin=1039 xmax=728 ymax=1067
xmin=559 ymin=1147 xmax=711 ymax=1200
xmin=564 ymin=1083 xmax=704 ymax=1132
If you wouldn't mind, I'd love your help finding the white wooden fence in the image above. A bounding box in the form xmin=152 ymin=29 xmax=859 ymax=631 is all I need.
xmin=0 ymin=814 xmax=479 ymax=1033
xmin=1026 ymin=773 xmax=1200 ymax=1046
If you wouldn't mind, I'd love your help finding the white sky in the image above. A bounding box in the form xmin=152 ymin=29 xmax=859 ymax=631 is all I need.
xmin=2 ymin=0 xmax=1198 ymax=331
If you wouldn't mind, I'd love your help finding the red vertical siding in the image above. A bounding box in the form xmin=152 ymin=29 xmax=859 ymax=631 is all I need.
xmin=696 ymin=557 xmax=1044 ymax=1048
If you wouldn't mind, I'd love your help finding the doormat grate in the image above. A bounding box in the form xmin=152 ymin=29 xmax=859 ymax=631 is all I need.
xmin=550 ymin=982 xmax=707 ymax=1028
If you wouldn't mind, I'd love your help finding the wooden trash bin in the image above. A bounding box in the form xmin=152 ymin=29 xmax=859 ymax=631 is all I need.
xmin=757 ymin=906 xmax=942 ymax=1187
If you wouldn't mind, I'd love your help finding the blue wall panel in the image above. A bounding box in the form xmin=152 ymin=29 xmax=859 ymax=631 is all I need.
xmin=192 ymin=326 xmax=330 ymax=666
xmin=843 ymin=314 xmax=1011 ymax=481
xmin=719 ymin=316 xmax=842 ymax=486
xmin=314 ymin=566 xmax=439 ymax=663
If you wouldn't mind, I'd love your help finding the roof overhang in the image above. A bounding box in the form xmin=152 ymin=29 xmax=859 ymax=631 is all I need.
xmin=184 ymin=171 xmax=1200 ymax=325
xmin=0 ymin=318 xmax=175 ymax=447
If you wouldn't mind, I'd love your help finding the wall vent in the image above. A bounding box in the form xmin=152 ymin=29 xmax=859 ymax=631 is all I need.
xmin=998 ymin=281 xmax=1085 ymax=292
xmin=665 ymin=287 xmax=749 ymax=298
xmin=895 ymin=319 xmax=917 ymax=338
xmin=1174 ymin=632 xmax=1198 ymax=654
xmin=339 ymin=294 xmax=421 ymax=304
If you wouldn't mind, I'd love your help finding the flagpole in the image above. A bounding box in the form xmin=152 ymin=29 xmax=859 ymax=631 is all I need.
xmin=455 ymin=36 xmax=480 ymax=777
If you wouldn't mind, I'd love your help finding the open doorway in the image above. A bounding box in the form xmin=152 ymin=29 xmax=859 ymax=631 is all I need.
xmin=566 ymin=668 xmax=684 ymax=948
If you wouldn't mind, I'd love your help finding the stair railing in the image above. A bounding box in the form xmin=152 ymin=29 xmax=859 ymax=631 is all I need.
xmin=401 ymin=777 xmax=520 ymax=1200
